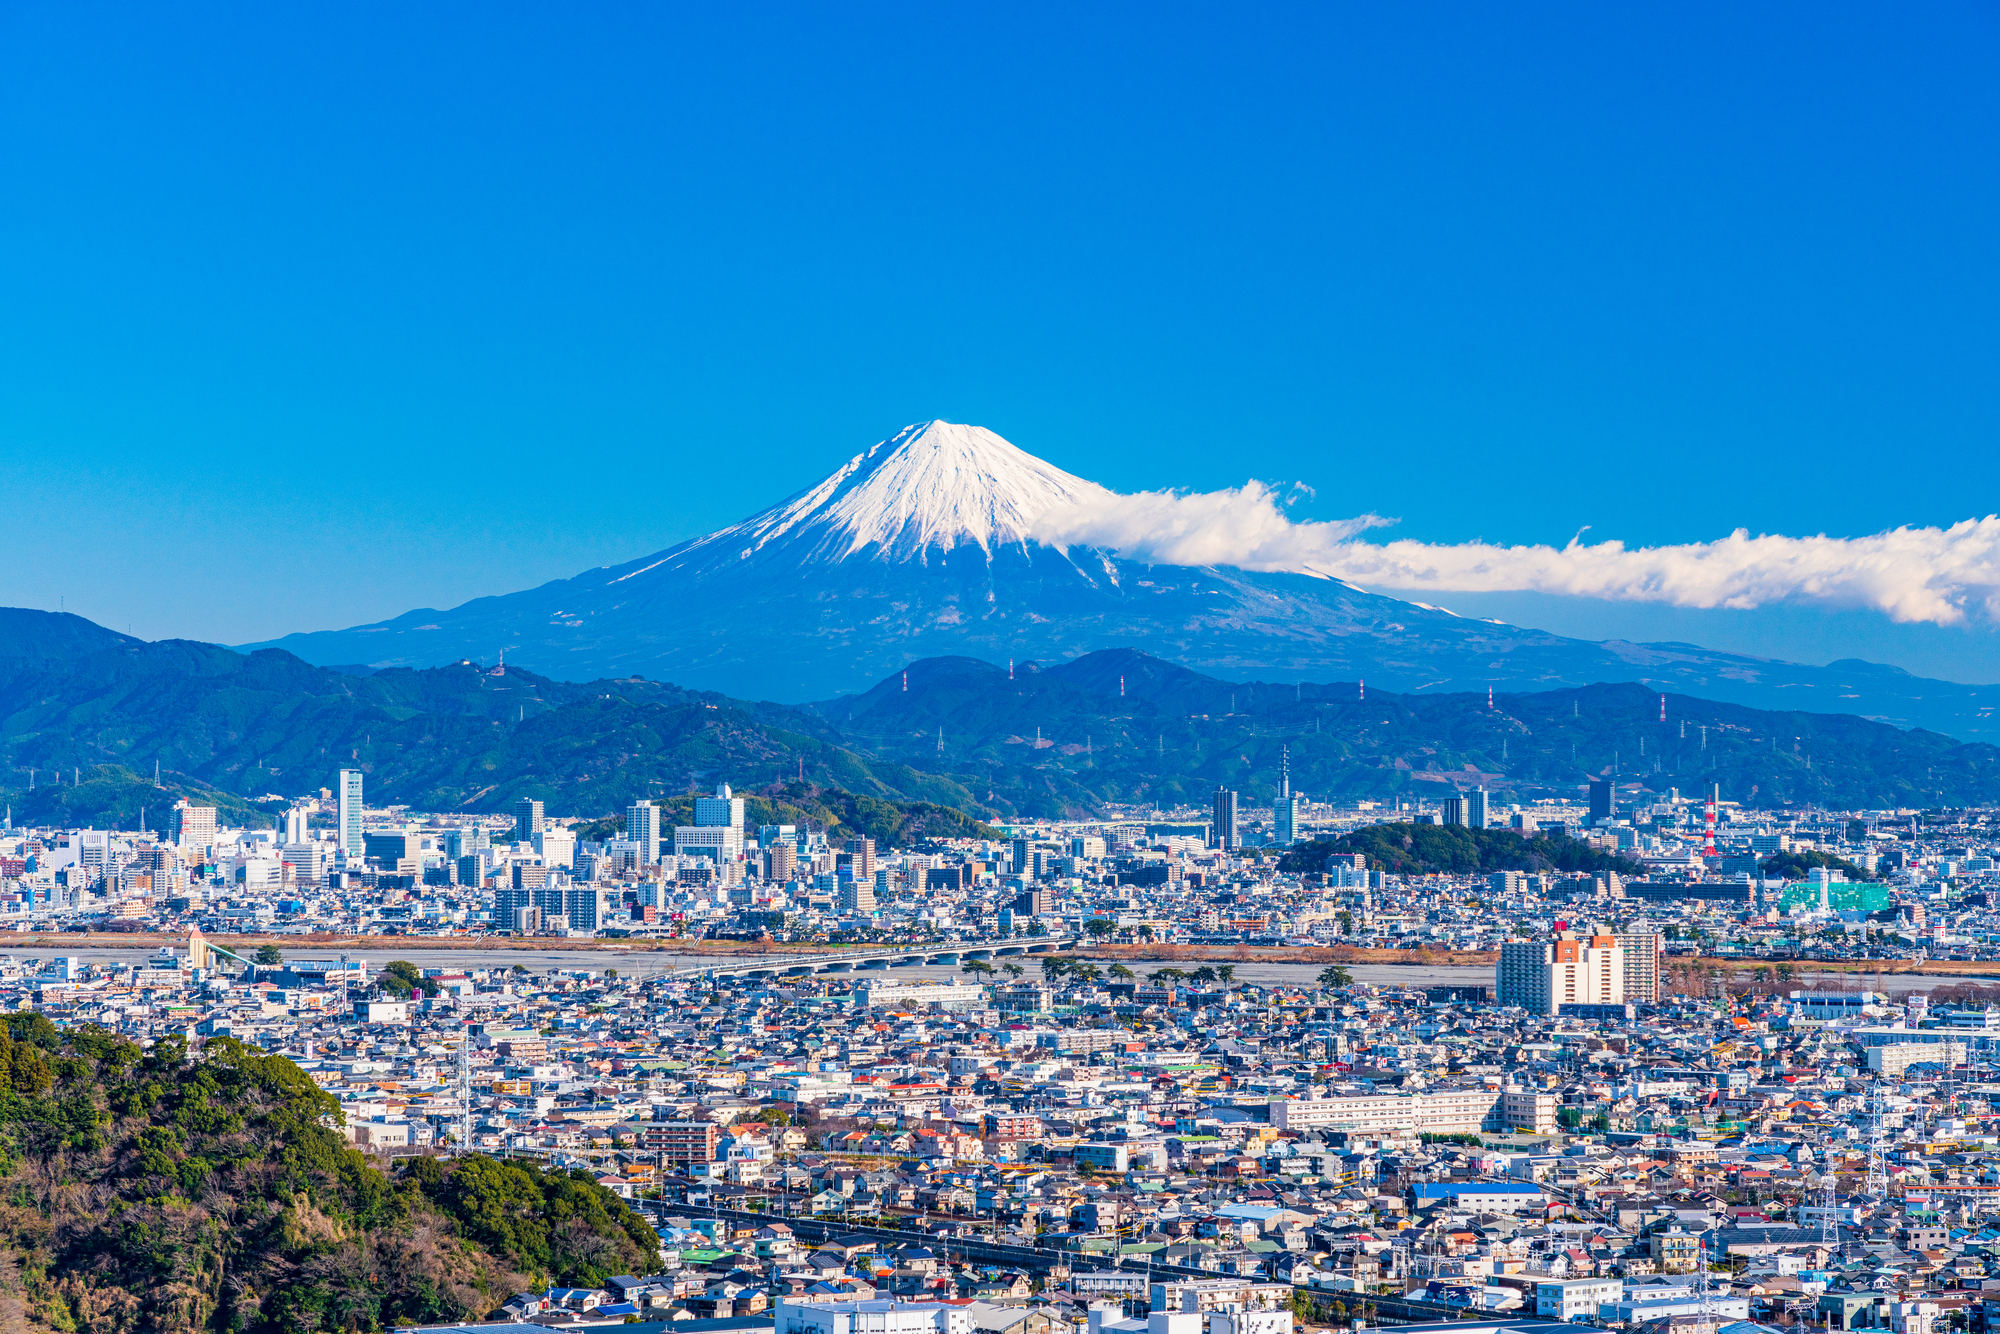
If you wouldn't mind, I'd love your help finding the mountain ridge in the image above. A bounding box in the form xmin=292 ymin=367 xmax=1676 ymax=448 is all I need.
xmin=235 ymin=419 xmax=2000 ymax=738
xmin=0 ymin=616 xmax=1996 ymax=819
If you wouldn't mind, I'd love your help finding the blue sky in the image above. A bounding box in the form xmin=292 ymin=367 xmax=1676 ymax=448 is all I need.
xmin=2 ymin=4 xmax=1998 ymax=678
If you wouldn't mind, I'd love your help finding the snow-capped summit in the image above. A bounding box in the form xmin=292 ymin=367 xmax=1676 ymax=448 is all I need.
xmin=713 ymin=419 xmax=1113 ymax=564
xmin=242 ymin=418 xmax=1970 ymax=730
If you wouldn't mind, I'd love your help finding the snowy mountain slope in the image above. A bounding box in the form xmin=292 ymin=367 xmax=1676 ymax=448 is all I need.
xmin=721 ymin=419 xmax=1117 ymax=562
xmin=242 ymin=420 xmax=2000 ymax=737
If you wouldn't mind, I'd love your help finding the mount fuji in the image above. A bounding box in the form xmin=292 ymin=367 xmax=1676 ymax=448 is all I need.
xmin=246 ymin=420 xmax=1999 ymax=736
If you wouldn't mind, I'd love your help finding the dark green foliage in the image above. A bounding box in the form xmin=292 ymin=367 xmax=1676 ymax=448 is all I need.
xmin=1279 ymin=823 xmax=1640 ymax=878
xmin=4 ymin=627 xmax=1989 ymax=825
xmin=398 ymin=1155 xmax=658 ymax=1288
xmin=0 ymin=1028 xmax=656 ymax=1333
xmin=15 ymin=763 xmax=272 ymax=832
xmin=1759 ymin=849 xmax=1880 ymax=882
xmin=817 ymin=649 xmax=2000 ymax=816
xmin=380 ymin=960 xmax=439 ymax=997
xmin=0 ymin=638 xmax=992 ymax=825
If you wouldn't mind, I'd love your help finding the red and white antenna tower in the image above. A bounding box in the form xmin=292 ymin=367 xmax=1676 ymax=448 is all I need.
xmin=1008 ymin=658 xmax=1014 ymax=681
xmin=1659 ymin=693 xmax=1666 ymax=722
xmin=1119 ymin=675 xmax=1125 ymax=698
xmin=1487 ymin=686 xmax=1493 ymax=709
xmin=1703 ymin=783 xmax=1719 ymax=856
xmin=1358 ymin=679 xmax=1365 ymax=701
xmin=902 ymin=670 xmax=908 ymax=692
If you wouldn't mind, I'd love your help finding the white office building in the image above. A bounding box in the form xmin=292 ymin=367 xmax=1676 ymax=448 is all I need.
xmin=338 ymin=769 xmax=365 ymax=858
xmin=626 ymin=800 xmax=662 ymax=863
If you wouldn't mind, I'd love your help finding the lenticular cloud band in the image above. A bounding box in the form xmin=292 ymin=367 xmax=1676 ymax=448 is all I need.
xmin=1033 ymin=484 xmax=2000 ymax=626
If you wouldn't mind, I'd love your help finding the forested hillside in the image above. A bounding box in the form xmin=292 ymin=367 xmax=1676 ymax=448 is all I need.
xmin=1279 ymin=824 xmax=1642 ymax=879
xmin=0 ymin=1016 xmax=654 ymax=1333
xmin=3 ymin=609 xmax=1998 ymax=827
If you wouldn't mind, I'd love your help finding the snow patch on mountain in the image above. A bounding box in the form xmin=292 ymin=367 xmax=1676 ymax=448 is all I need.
xmin=717 ymin=419 xmax=1114 ymax=564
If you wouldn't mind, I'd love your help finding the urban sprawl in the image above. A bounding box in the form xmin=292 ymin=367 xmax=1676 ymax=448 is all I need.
xmin=11 ymin=759 xmax=2000 ymax=1334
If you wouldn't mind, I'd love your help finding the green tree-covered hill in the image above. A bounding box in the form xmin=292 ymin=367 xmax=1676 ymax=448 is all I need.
xmin=0 ymin=1017 xmax=654 ymax=1332
xmin=1279 ymin=823 xmax=1642 ymax=878
xmin=2 ymin=614 xmax=1997 ymax=827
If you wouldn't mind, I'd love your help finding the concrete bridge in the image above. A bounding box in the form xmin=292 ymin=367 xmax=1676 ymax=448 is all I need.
xmin=666 ymin=937 xmax=1083 ymax=981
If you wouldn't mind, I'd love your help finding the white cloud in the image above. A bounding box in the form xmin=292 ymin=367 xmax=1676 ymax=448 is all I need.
xmin=1033 ymin=483 xmax=2000 ymax=626
xmin=1032 ymin=480 xmax=1393 ymax=569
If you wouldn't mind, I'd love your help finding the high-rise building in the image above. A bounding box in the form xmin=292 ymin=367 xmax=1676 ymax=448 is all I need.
xmin=1012 ymin=887 xmax=1052 ymax=916
xmin=1496 ymin=930 xmax=1624 ymax=1015
xmin=1274 ymin=745 xmax=1299 ymax=847
xmin=338 ymin=769 xmax=365 ymax=858
xmin=514 ymin=798 xmax=545 ymax=842
xmin=1440 ymin=797 xmax=1466 ymax=827
xmin=280 ymin=804 xmax=311 ymax=844
xmin=675 ymin=824 xmax=743 ymax=861
xmin=1211 ymin=786 xmax=1238 ymax=851
xmin=1615 ymin=930 xmax=1663 ymax=1004
xmin=847 ymin=837 xmax=876 ymax=882
xmin=364 ymin=828 xmax=419 ymax=869
xmin=534 ymin=827 xmax=575 ymax=870
xmin=626 ymin=800 xmax=661 ymax=863
xmin=563 ymin=886 xmax=608 ymax=932
xmin=840 ymin=877 xmax=875 ymax=915
xmin=1010 ymin=837 xmax=1030 ymax=875
xmin=1588 ymin=779 xmax=1614 ymax=826
xmin=765 ymin=842 xmax=797 ymax=882
xmin=693 ymin=783 xmax=744 ymax=829
xmin=1496 ymin=941 xmax=1549 ymax=1011
xmin=1467 ymin=788 xmax=1489 ymax=830
xmin=171 ymin=800 xmax=218 ymax=853
xmin=495 ymin=886 xmax=568 ymax=929
xmin=443 ymin=826 xmax=490 ymax=860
